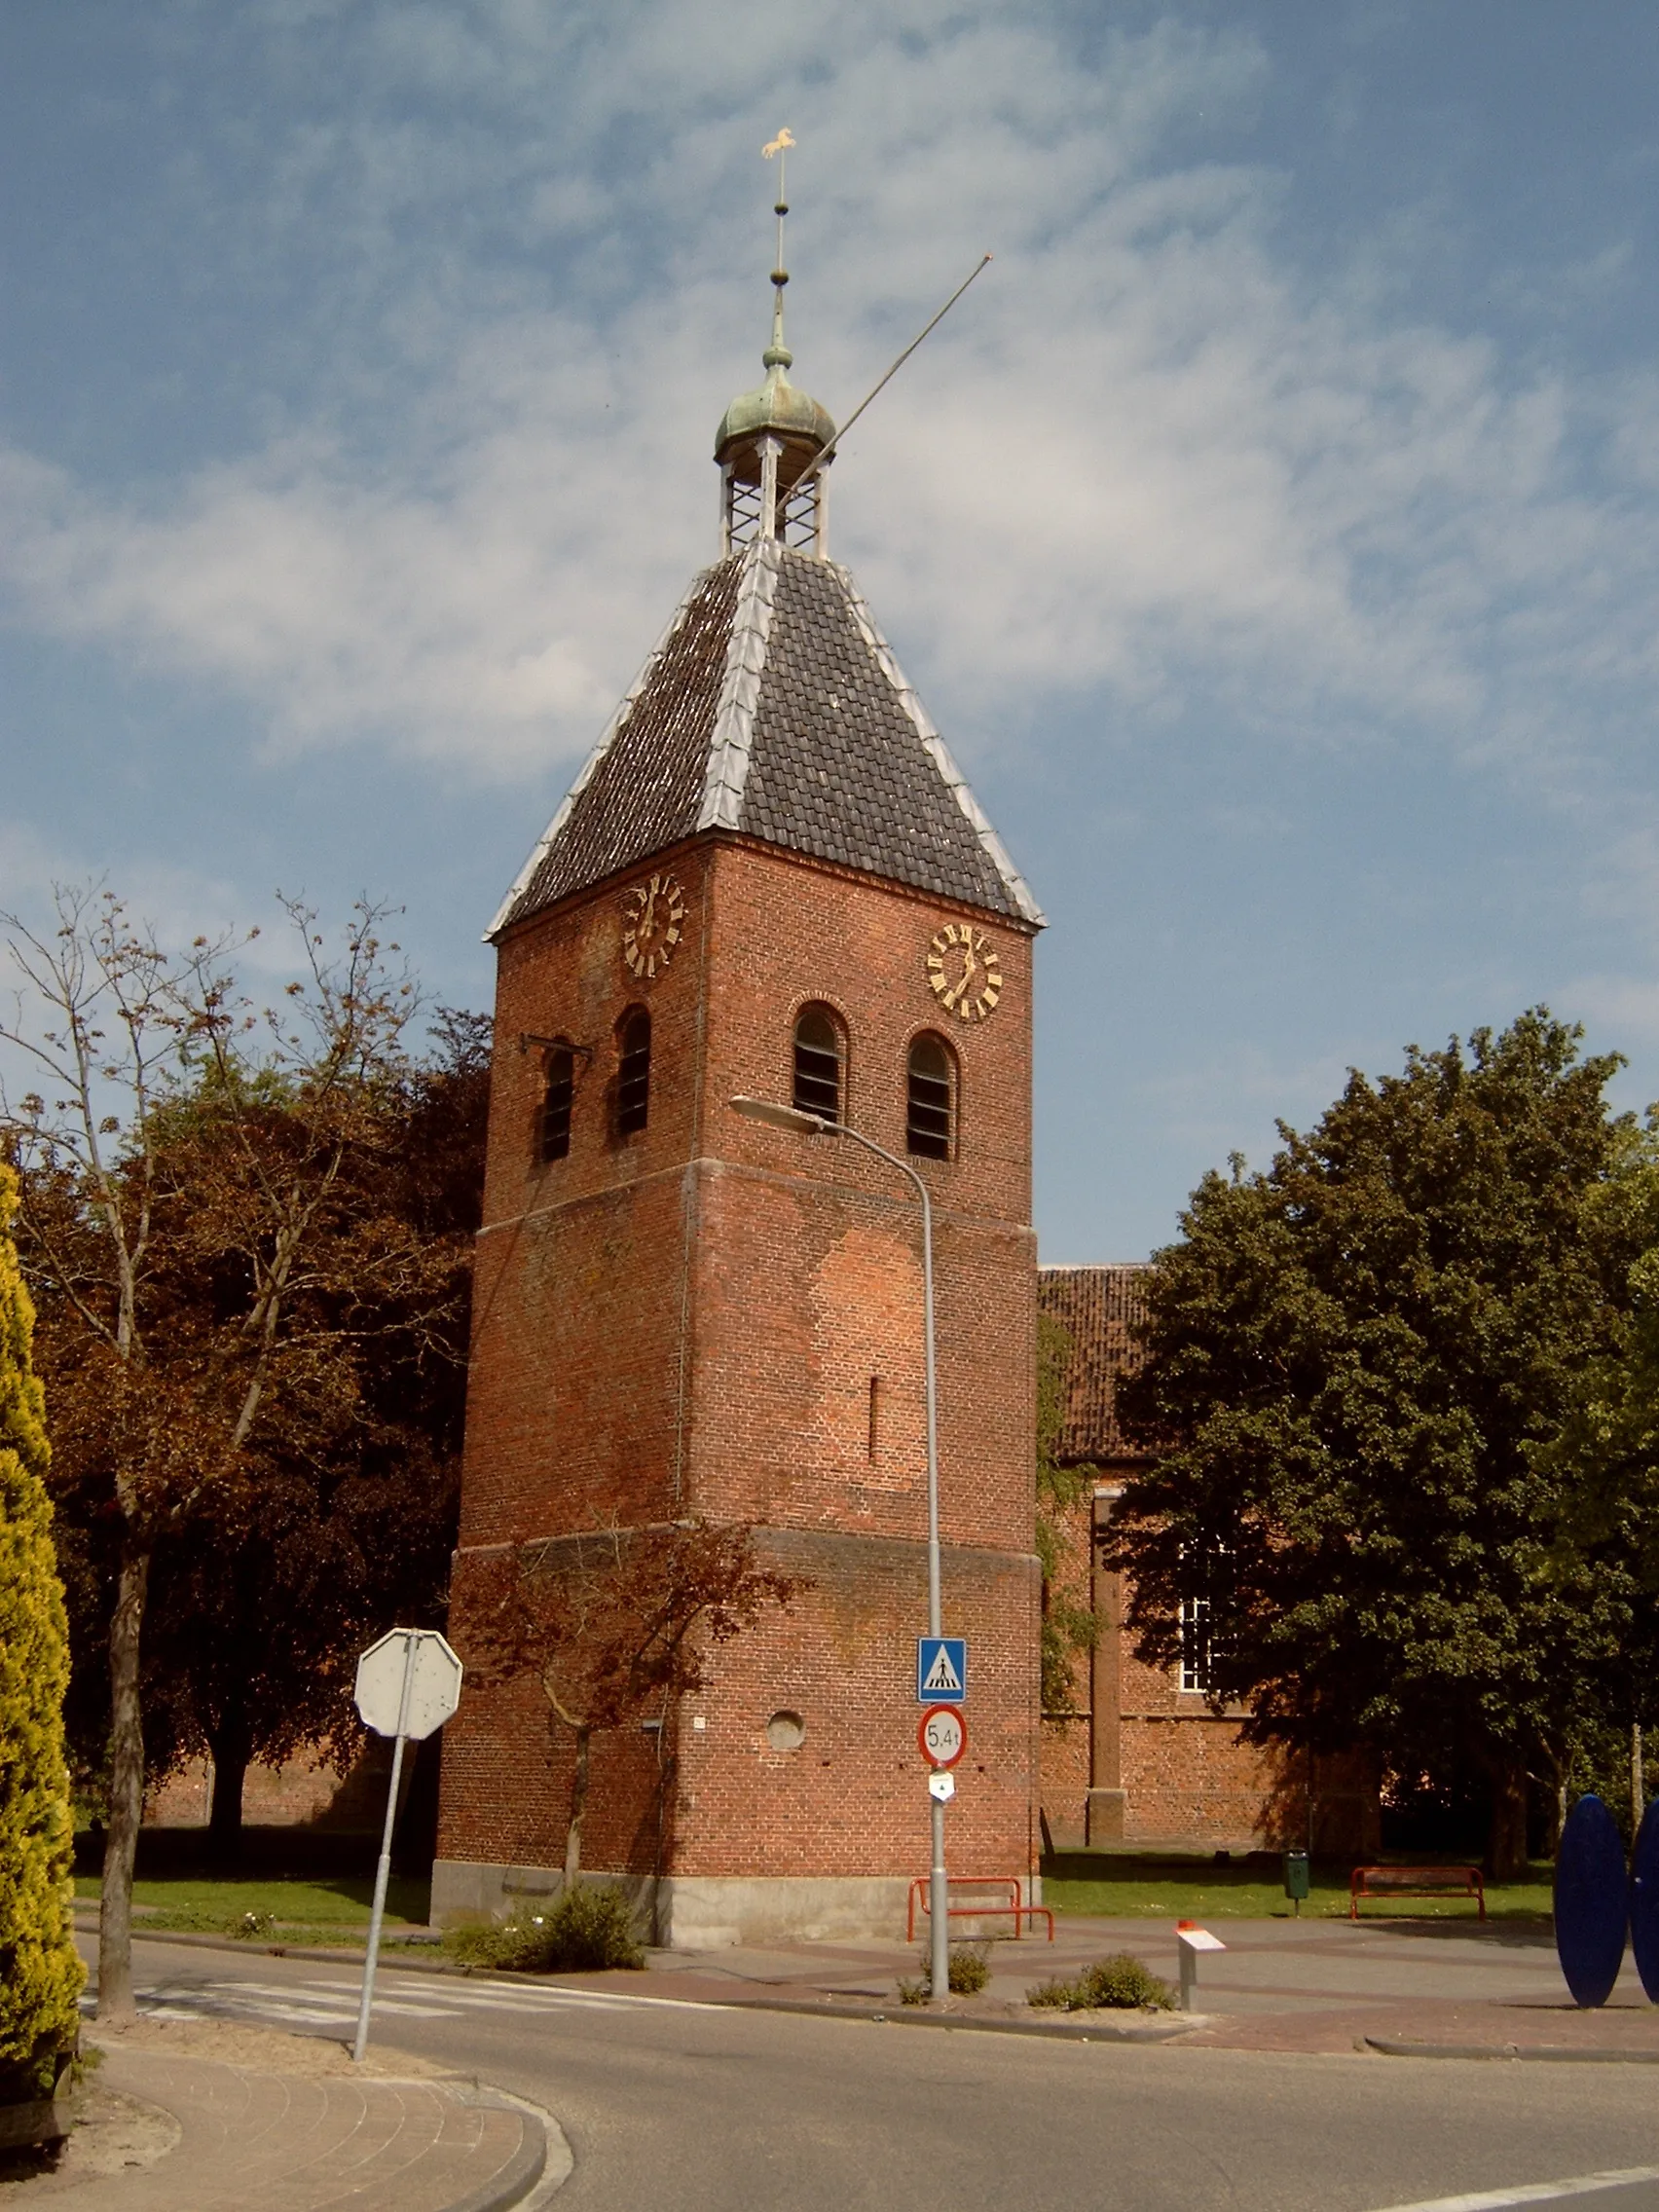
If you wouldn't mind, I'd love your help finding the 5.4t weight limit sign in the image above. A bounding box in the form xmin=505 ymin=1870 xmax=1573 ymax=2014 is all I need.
xmin=918 ymin=1705 xmax=968 ymax=1769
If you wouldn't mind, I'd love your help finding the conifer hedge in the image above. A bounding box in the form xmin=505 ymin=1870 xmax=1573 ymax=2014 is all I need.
xmin=0 ymin=1163 xmax=84 ymax=2104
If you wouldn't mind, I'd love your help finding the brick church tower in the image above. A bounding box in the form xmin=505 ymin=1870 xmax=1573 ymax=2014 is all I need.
xmin=433 ymin=213 xmax=1046 ymax=1944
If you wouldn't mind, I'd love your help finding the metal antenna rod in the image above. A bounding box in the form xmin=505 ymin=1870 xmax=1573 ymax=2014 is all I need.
xmin=794 ymin=252 xmax=993 ymax=491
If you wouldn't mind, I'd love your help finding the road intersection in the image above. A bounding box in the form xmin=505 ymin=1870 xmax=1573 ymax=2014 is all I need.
xmin=102 ymin=1935 xmax=1659 ymax=2212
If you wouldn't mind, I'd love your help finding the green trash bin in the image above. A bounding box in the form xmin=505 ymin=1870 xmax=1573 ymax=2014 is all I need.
xmin=1283 ymin=1851 xmax=1310 ymax=1912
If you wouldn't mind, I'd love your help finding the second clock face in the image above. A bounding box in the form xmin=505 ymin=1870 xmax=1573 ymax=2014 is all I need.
xmin=927 ymin=922 xmax=1003 ymax=1021
xmin=621 ymin=871 xmax=686 ymax=979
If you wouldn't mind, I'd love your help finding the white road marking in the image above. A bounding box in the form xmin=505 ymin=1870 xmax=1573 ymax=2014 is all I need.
xmin=135 ymin=1970 xmax=722 ymax=2036
xmin=1371 ymin=2170 xmax=1659 ymax=2211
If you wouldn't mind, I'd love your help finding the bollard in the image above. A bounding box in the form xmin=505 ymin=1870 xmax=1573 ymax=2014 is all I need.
xmin=1176 ymin=1921 xmax=1227 ymax=2011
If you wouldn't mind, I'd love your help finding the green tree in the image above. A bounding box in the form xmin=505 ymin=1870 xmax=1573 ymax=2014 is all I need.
xmin=1 ymin=889 xmax=437 ymax=2015
xmin=0 ymin=1163 xmax=84 ymax=2103
xmin=1543 ymin=1128 xmax=1659 ymax=1589
xmin=1106 ymin=1011 xmax=1642 ymax=1876
xmin=107 ymin=1012 xmax=487 ymax=1857
xmin=1036 ymin=1311 xmax=1099 ymax=1716
xmin=1532 ymin=1124 xmax=1659 ymax=1831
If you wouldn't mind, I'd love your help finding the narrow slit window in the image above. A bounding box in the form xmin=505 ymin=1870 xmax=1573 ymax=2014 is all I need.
xmin=617 ymin=1010 xmax=651 ymax=1135
xmin=793 ymin=1006 xmax=844 ymax=1123
xmin=539 ymin=1047 xmax=573 ymax=1161
xmin=906 ymin=1033 xmax=954 ymax=1161
xmin=867 ymin=1376 xmax=882 ymax=1462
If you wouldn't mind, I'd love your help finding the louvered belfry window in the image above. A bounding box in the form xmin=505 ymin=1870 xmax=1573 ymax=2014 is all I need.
xmin=793 ymin=1005 xmax=844 ymax=1123
xmin=539 ymin=1047 xmax=574 ymax=1161
xmin=617 ymin=1009 xmax=651 ymax=1135
xmin=905 ymin=1033 xmax=954 ymax=1161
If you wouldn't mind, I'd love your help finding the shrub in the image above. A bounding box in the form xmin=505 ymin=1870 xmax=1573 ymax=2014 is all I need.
xmin=447 ymin=1882 xmax=645 ymax=1972
xmin=1026 ymin=1952 xmax=1174 ymax=2012
xmin=897 ymin=1942 xmax=991 ymax=2003
xmin=1026 ymin=1976 xmax=1075 ymax=2010
xmin=948 ymin=1942 xmax=991 ymax=1995
xmin=0 ymin=1167 xmax=85 ymax=2102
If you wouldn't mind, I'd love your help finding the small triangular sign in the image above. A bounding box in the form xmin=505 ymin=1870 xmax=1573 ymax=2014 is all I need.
xmin=923 ymin=1643 xmax=962 ymax=1694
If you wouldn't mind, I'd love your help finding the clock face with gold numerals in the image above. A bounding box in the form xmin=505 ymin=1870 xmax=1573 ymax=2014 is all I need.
xmin=621 ymin=871 xmax=686 ymax=979
xmin=926 ymin=921 xmax=1003 ymax=1022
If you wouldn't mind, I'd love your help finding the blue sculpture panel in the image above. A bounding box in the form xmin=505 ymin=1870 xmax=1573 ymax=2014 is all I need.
xmin=1629 ymin=1797 xmax=1659 ymax=2005
xmin=1555 ymin=1792 xmax=1627 ymax=2009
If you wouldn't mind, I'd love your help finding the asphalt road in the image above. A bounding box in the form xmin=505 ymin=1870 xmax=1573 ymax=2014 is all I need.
xmin=123 ymin=1936 xmax=1659 ymax=2212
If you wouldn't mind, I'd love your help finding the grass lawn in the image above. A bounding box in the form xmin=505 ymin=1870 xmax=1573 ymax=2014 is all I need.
xmin=1041 ymin=1854 xmax=1554 ymax=1922
xmin=74 ymin=1872 xmax=431 ymax=1944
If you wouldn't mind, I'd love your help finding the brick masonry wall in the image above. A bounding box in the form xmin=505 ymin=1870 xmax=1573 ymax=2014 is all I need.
xmin=439 ymin=833 xmax=1042 ymax=1887
xmin=1035 ymin=1486 xmax=1380 ymax=1853
xmin=141 ymin=1740 xmax=416 ymax=1834
xmin=145 ymin=1756 xmax=342 ymax=1828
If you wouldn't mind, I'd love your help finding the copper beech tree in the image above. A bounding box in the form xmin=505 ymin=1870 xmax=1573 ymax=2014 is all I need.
xmin=68 ymin=1010 xmax=489 ymax=1862
xmin=0 ymin=887 xmax=458 ymax=2018
xmin=461 ymin=1522 xmax=801 ymax=1884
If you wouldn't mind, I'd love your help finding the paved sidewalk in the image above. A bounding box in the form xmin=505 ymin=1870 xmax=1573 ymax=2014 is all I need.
xmin=90 ymin=1908 xmax=1659 ymax=2063
xmin=520 ymin=1910 xmax=1659 ymax=2059
xmin=10 ymin=2019 xmax=556 ymax=2211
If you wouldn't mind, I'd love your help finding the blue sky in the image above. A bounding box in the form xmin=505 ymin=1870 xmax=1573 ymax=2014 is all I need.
xmin=5 ymin=1 xmax=1659 ymax=1261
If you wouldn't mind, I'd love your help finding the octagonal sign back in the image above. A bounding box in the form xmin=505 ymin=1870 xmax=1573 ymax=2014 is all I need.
xmin=353 ymin=1629 xmax=462 ymax=1741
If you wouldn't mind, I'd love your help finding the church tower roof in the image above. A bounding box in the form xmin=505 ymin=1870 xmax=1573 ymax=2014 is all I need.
xmin=490 ymin=538 xmax=1043 ymax=934
xmin=490 ymin=138 xmax=1041 ymax=940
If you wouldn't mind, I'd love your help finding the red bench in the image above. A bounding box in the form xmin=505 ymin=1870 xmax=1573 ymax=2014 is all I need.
xmin=907 ymin=1876 xmax=1054 ymax=1942
xmin=1349 ymin=1864 xmax=1486 ymax=1921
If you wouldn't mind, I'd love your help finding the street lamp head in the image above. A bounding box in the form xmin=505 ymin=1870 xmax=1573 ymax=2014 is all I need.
xmin=728 ymin=1094 xmax=830 ymax=1136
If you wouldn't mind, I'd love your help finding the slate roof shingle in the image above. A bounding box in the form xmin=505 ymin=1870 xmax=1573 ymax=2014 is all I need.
xmin=1039 ymin=1264 xmax=1152 ymax=1466
xmin=492 ymin=541 xmax=1042 ymax=935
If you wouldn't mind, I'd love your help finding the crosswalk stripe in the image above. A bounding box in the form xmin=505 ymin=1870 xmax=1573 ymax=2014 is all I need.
xmin=140 ymin=1973 xmax=722 ymax=2025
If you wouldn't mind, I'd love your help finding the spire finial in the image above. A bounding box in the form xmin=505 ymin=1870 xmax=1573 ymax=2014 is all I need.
xmin=760 ymin=128 xmax=794 ymax=370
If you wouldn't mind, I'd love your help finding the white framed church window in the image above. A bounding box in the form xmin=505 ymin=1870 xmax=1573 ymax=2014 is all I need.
xmin=1178 ymin=1593 xmax=1214 ymax=1695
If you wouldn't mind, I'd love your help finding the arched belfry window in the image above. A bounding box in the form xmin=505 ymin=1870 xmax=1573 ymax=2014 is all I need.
xmin=906 ymin=1033 xmax=955 ymax=1161
xmin=793 ymin=1005 xmax=845 ymax=1124
xmin=539 ymin=1046 xmax=574 ymax=1162
xmin=617 ymin=1009 xmax=651 ymax=1135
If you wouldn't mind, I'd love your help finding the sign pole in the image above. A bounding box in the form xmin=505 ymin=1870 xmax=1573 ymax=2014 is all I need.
xmin=353 ymin=1631 xmax=417 ymax=2062
xmin=915 ymin=1178 xmax=953 ymax=2010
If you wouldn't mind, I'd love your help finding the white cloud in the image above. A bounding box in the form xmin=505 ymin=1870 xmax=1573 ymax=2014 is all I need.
xmin=0 ymin=813 xmax=291 ymax=971
xmin=1 ymin=0 xmax=1657 ymax=812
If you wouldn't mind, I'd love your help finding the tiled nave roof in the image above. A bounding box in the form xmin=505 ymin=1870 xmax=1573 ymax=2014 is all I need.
xmin=1039 ymin=1264 xmax=1152 ymax=1466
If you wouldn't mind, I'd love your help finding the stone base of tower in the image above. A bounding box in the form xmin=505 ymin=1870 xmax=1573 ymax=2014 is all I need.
xmin=429 ymin=1861 xmax=1042 ymax=1948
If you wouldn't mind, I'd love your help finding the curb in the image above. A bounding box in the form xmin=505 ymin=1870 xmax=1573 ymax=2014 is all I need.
xmin=698 ymin=1994 xmax=1198 ymax=2044
xmin=106 ymin=1923 xmax=1659 ymax=2066
xmin=440 ymin=2086 xmax=560 ymax=2211
xmin=1365 ymin=2036 xmax=1659 ymax=2066
xmin=103 ymin=1923 xmax=1198 ymax=2044
xmin=81 ymin=1921 xmax=444 ymax=1970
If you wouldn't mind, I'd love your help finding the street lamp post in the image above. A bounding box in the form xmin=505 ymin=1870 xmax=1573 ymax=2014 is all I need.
xmin=729 ymin=1094 xmax=950 ymax=2008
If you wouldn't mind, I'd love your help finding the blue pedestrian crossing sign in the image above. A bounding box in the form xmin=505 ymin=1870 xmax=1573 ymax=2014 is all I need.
xmin=917 ymin=1637 xmax=967 ymax=1703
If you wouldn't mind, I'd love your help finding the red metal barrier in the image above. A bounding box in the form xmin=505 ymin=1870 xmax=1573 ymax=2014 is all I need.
xmin=906 ymin=1876 xmax=1054 ymax=1942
